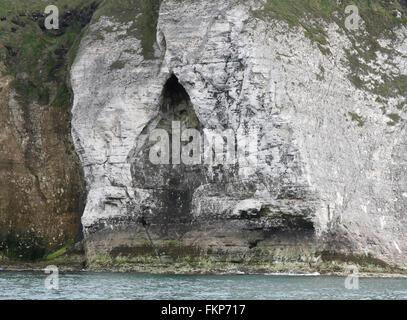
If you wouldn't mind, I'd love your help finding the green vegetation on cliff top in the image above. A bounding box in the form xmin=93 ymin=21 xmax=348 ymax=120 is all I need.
xmin=2 ymin=0 xmax=405 ymax=108
xmin=92 ymin=0 xmax=162 ymax=59
xmin=255 ymin=0 xmax=407 ymax=101
xmin=0 ymin=0 xmax=99 ymax=107
xmin=256 ymin=0 xmax=407 ymax=38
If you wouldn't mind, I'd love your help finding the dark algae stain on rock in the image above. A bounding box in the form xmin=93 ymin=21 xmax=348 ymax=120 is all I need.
xmin=0 ymin=229 xmax=46 ymax=261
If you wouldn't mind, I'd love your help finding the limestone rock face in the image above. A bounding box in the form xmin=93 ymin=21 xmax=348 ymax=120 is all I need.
xmin=71 ymin=0 xmax=407 ymax=268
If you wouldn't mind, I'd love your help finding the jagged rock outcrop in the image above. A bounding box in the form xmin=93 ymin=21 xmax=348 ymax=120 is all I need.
xmin=71 ymin=0 xmax=407 ymax=271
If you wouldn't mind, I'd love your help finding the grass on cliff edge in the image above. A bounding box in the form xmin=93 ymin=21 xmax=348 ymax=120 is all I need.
xmin=255 ymin=0 xmax=407 ymax=59
xmin=0 ymin=0 xmax=98 ymax=107
xmin=255 ymin=0 xmax=407 ymax=40
xmin=91 ymin=0 xmax=162 ymax=59
xmin=255 ymin=0 xmax=407 ymax=112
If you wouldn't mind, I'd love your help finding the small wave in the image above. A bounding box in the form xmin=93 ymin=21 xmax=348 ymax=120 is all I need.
xmin=219 ymin=271 xmax=246 ymax=275
xmin=264 ymin=272 xmax=321 ymax=277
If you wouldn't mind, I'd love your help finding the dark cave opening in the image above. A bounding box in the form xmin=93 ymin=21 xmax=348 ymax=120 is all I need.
xmin=159 ymin=74 xmax=201 ymax=134
xmin=131 ymin=74 xmax=205 ymax=236
xmin=162 ymin=74 xmax=191 ymax=111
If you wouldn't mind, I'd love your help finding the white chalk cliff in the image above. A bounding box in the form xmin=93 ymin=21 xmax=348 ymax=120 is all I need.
xmin=70 ymin=0 xmax=407 ymax=270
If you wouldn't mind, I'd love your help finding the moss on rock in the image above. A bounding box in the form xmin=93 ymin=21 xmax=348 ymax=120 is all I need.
xmin=92 ymin=0 xmax=162 ymax=59
xmin=86 ymin=245 xmax=407 ymax=275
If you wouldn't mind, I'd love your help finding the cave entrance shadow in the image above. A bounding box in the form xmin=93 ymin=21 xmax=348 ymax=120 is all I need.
xmin=131 ymin=74 xmax=206 ymax=237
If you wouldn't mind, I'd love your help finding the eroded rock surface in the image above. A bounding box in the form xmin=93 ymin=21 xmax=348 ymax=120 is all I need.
xmin=0 ymin=62 xmax=84 ymax=260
